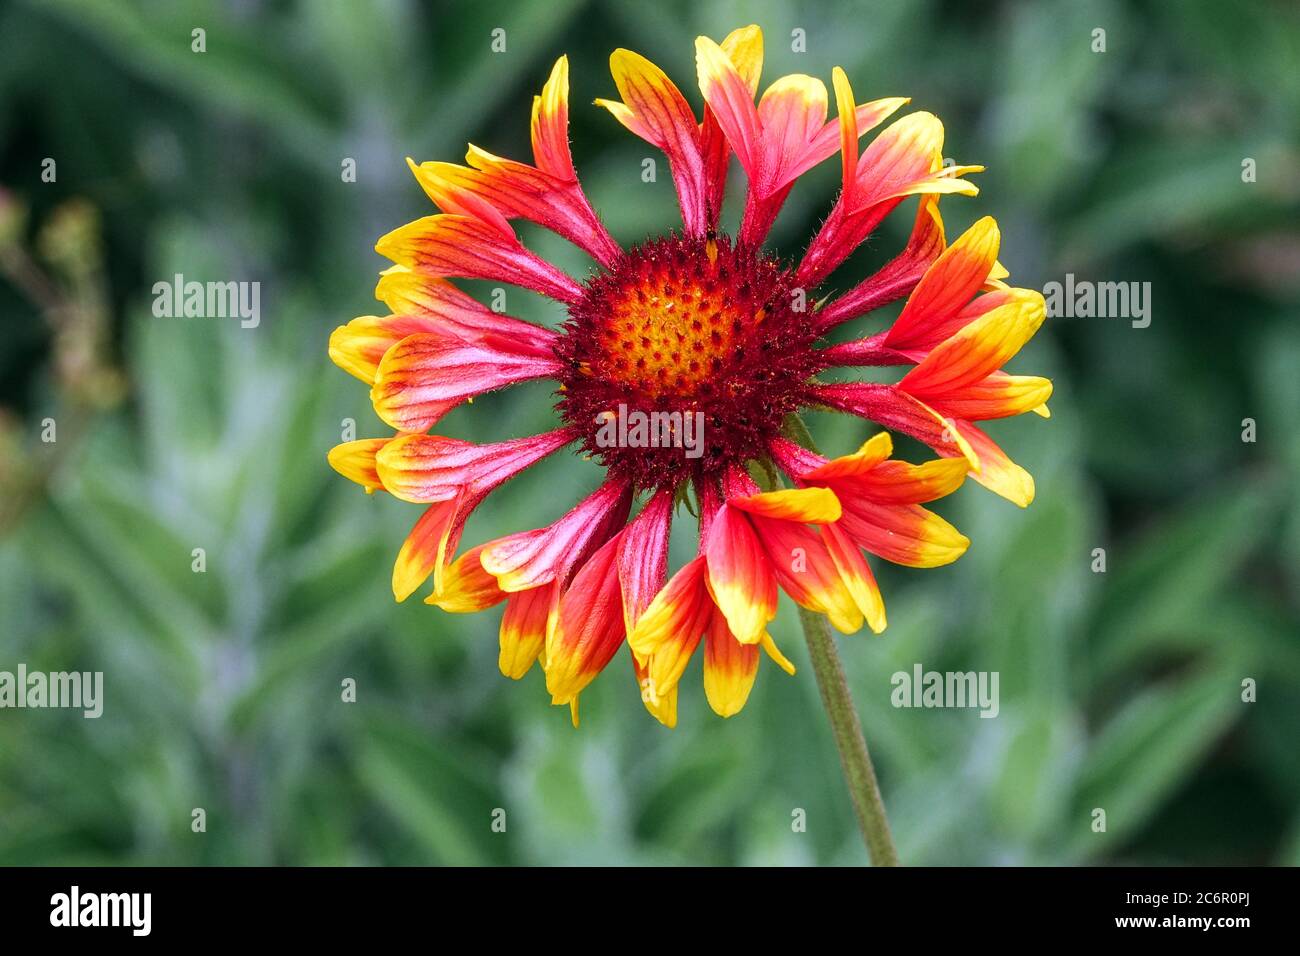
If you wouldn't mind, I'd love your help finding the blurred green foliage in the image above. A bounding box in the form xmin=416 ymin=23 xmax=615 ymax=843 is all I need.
xmin=1 ymin=0 xmax=1297 ymax=865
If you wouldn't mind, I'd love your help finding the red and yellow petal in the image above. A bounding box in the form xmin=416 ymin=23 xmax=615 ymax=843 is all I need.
xmin=375 ymin=214 xmax=584 ymax=304
xmin=392 ymin=495 xmax=466 ymax=602
xmin=499 ymin=582 xmax=558 ymax=679
xmin=806 ymin=67 xmax=907 ymax=181
xmin=845 ymin=455 xmax=970 ymax=504
xmin=616 ymin=490 xmax=674 ymax=637
xmin=370 ymin=333 xmax=563 ymax=432
xmin=822 ymin=522 xmax=887 ymax=633
xmin=816 ymin=193 xmax=947 ymax=331
xmin=703 ymin=505 xmax=778 ymax=645
xmin=837 ymin=499 xmax=970 ymax=568
xmin=372 ymin=269 xmax=558 ymax=356
xmin=815 ymin=383 xmax=981 ymax=472
xmin=480 ymin=481 xmax=632 ymax=593
xmin=754 ymin=73 xmax=828 ymax=187
xmin=410 ymin=148 xmax=620 ymax=268
xmin=546 ymin=534 xmax=628 ymax=705
xmin=694 ymin=36 xmax=763 ymax=178
xmin=627 ymin=556 xmax=712 ymax=663
xmin=701 ymin=25 xmax=765 ymax=226
xmin=327 ymin=437 xmax=392 ymax=493
xmin=931 ymin=371 xmax=1054 ymax=421
xmin=637 ymin=559 xmax=711 ymax=698
xmin=374 ymin=429 xmax=573 ymax=504
xmin=852 ymin=112 xmax=971 ymax=208
xmin=329 ymin=314 xmax=448 ymax=384
xmin=597 ymin=48 xmax=708 ymax=235
xmin=702 ymin=610 xmax=760 ymax=718
xmin=404 ymin=157 xmax=515 ymax=238
xmin=633 ymin=654 xmax=678 ymax=728
xmin=798 ymin=111 xmax=980 ymax=285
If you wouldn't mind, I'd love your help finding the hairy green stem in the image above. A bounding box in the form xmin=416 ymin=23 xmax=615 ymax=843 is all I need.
xmin=797 ymin=606 xmax=899 ymax=866
xmin=778 ymin=413 xmax=900 ymax=866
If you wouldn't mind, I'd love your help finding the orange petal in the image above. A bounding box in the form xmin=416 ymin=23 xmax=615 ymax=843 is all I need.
xmin=749 ymin=515 xmax=864 ymax=634
xmin=822 ymin=522 xmax=886 ymax=633
xmin=532 ymin=56 xmax=575 ymax=179
xmin=952 ymin=420 xmax=1035 ymax=507
xmin=932 ymin=372 xmax=1054 ymax=421
xmin=899 ymin=291 xmax=1047 ymax=399
xmin=801 ymin=432 xmax=894 ymax=482
xmin=424 ymin=545 xmax=505 ymax=613
xmin=392 ymin=497 xmax=462 ymax=602
xmin=887 ymin=217 xmax=1001 ymax=351
xmin=728 ymin=486 xmax=842 ymax=523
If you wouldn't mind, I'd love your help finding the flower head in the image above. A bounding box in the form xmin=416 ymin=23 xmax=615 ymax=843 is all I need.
xmin=329 ymin=26 xmax=1051 ymax=725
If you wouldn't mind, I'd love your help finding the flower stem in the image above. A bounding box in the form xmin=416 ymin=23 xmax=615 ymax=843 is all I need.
xmin=797 ymin=605 xmax=899 ymax=866
xmin=779 ymin=412 xmax=899 ymax=866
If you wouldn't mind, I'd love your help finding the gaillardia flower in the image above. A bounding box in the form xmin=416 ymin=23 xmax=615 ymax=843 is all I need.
xmin=328 ymin=25 xmax=1050 ymax=727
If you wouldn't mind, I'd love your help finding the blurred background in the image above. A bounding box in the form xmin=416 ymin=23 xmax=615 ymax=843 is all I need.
xmin=1 ymin=0 xmax=1297 ymax=866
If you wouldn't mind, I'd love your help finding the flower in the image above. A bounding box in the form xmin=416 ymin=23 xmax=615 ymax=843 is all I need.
xmin=328 ymin=25 xmax=1051 ymax=726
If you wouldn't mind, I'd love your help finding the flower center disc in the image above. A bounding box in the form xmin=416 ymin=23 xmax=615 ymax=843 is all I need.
xmin=556 ymin=234 xmax=819 ymax=490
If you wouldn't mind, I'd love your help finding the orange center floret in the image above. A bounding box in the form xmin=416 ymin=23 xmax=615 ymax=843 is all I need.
xmin=589 ymin=253 xmax=751 ymax=399
xmin=556 ymin=233 xmax=818 ymax=489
